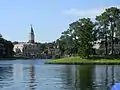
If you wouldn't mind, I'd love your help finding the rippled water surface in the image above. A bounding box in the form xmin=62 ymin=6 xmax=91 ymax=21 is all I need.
xmin=0 ymin=59 xmax=119 ymax=90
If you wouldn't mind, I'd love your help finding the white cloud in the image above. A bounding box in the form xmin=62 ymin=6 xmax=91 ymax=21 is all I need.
xmin=63 ymin=6 xmax=120 ymax=18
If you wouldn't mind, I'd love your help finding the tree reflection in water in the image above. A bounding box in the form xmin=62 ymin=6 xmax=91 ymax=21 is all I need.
xmin=105 ymin=65 xmax=109 ymax=89
xmin=111 ymin=65 xmax=115 ymax=86
xmin=105 ymin=65 xmax=115 ymax=90
xmin=60 ymin=65 xmax=75 ymax=90
xmin=75 ymin=65 xmax=94 ymax=90
xmin=59 ymin=65 xmax=94 ymax=90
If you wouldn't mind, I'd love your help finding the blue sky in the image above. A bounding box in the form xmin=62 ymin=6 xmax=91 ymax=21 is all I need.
xmin=0 ymin=0 xmax=120 ymax=43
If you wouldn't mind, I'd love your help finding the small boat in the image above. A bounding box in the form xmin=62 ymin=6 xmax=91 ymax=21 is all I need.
xmin=111 ymin=83 xmax=120 ymax=90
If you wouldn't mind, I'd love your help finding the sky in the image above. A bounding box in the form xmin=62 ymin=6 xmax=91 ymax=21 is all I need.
xmin=0 ymin=0 xmax=120 ymax=43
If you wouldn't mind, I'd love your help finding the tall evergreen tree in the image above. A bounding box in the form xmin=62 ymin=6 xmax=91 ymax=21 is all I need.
xmin=76 ymin=18 xmax=94 ymax=58
xmin=96 ymin=7 xmax=120 ymax=55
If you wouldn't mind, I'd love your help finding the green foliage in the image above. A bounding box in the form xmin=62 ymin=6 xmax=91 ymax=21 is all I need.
xmin=0 ymin=35 xmax=14 ymax=58
xmin=58 ymin=18 xmax=94 ymax=58
xmin=41 ymin=7 xmax=120 ymax=58
xmin=76 ymin=18 xmax=94 ymax=58
xmin=95 ymin=7 xmax=120 ymax=55
xmin=57 ymin=28 xmax=78 ymax=56
xmin=0 ymin=34 xmax=2 ymax=38
xmin=55 ymin=7 xmax=120 ymax=58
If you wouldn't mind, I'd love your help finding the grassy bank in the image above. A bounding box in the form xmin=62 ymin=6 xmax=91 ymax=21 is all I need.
xmin=45 ymin=57 xmax=120 ymax=65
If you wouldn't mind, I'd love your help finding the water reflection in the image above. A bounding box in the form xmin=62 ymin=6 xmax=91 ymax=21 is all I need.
xmin=75 ymin=65 xmax=94 ymax=90
xmin=59 ymin=65 xmax=94 ymax=90
xmin=13 ymin=64 xmax=23 ymax=83
xmin=104 ymin=65 xmax=115 ymax=90
xmin=60 ymin=65 xmax=75 ymax=90
xmin=74 ymin=65 xmax=120 ymax=90
xmin=0 ymin=65 xmax=13 ymax=79
xmin=105 ymin=65 xmax=108 ymax=89
xmin=92 ymin=65 xmax=120 ymax=90
xmin=0 ymin=64 xmax=13 ymax=88
xmin=28 ymin=65 xmax=37 ymax=90
xmin=0 ymin=60 xmax=120 ymax=90
xmin=111 ymin=65 xmax=115 ymax=86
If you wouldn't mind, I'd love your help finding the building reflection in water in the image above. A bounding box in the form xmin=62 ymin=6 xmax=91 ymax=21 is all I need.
xmin=28 ymin=65 xmax=37 ymax=90
xmin=13 ymin=64 xmax=23 ymax=83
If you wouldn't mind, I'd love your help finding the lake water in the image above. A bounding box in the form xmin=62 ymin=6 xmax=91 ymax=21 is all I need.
xmin=0 ymin=59 xmax=119 ymax=90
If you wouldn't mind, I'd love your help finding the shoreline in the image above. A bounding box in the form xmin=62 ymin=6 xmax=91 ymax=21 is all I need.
xmin=0 ymin=57 xmax=33 ymax=60
xmin=0 ymin=57 xmax=52 ymax=60
xmin=45 ymin=62 xmax=120 ymax=65
xmin=45 ymin=57 xmax=120 ymax=65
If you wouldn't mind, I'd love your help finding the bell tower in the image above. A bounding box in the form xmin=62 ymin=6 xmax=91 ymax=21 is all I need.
xmin=28 ymin=24 xmax=35 ymax=43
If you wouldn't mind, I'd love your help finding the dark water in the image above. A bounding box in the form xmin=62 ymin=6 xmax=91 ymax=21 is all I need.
xmin=0 ymin=59 xmax=119 ymax=90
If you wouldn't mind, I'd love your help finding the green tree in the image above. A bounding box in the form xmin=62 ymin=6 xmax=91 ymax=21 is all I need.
xmin=96 ymin=14 xmax=109 ymax=55
xmin=0 ymin=35 xmax=14 ymax=58
xmin=57 ymin=34 xmax=71 ymax=56
xmin=96 ymin=7 xmax=120 ymax=55
xmin=0 ymin=34 xmax=2 ymax=38
xmin=76 ymin=18 xmax=94 ymax=58
xmin=56 ymin=39 xmax=66 ymax=56
xmin=57 ymin=18 xmax=94 ymax=58
xmin=57 ymin=21 xmax=81 ymax=56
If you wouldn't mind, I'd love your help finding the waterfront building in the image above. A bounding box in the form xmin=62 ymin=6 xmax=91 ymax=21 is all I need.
xmin=13 ymin=25 xmax=39 ymax=58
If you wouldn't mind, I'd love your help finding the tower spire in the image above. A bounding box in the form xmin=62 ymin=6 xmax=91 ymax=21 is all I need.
xmin=28 ymin=24 xmax=35 ymax=43
xmin=31 ymin=24 xmax=33 ymax=33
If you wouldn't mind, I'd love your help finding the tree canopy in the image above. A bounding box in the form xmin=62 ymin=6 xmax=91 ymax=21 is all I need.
xmin=56 ymin=7 xmax=120 ymax=58
xmin=0 ymin=34 xmax=14 ymax=58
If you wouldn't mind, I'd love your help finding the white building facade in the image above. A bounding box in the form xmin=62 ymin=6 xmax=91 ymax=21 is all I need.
xmin=13 ymin=25 xmax=39 ymax=58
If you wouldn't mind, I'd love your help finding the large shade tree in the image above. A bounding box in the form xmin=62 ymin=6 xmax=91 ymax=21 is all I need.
xmin=57 ymin=18 xmax=94 ymax=58
xmin=57 ymin=20 xmax=81 ymax=56
xmin=96 ymin=7 xmax=120 ymax=55
xmin=76 ymin=18 xmax=94 ymax=58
